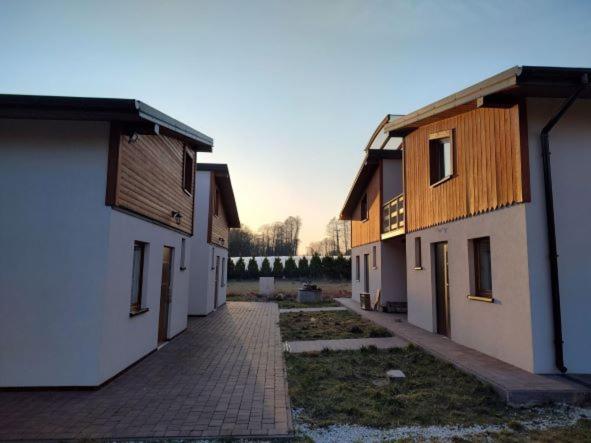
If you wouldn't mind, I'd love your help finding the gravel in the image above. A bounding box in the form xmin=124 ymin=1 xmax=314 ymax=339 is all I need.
xmin=293 ymin=404 xmax=591 ymax=442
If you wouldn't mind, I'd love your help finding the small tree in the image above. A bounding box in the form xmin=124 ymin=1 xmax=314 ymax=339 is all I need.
xmin=235 ymin=257 xmax=246 ymax=280
xmin=260 ymin=257 xmax=272 ymax=277
xmin=284 ymin=256 xmax=298 ymax=279
xmin=345 ymin=256 xmax=352 ymax=279
xmin=310 ymin=253 xmax=322 ymax=279
xmin=247 ymin=257 xmax=259 ymax=279
xmin=334 ymin=254 xmax=348 ymax=280
xmin=272 ymin=257 xmax=284 ymax=278
xmin=298 ymin=256 xmax=310 ymax=279
xmin=322 ymin=255 xmax=336 ymax=279
xmin=228 ymin=258 xmax=236 ymax=280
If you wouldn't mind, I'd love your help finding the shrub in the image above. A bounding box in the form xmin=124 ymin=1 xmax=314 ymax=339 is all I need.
xmin=298 ymin=256 xmax=310 ymax=278
xmin=284 ymin=256 xmax=298 ymax=278
xmin=272 ymin=257 xmax=284 ymax=278
xmin=260 ymin=257 xmax=272 ymax=277
xmin=235 ymin=257 xmax=246 ymax=279
xmin=321 ymin=255 xmax=335 ymax=279
xmin=310 ymin=253 xmax=322 ymax=278
xmin=247 ymin=257 xmax=259 ymax=279
xmin=228 ymin=258 xmax=236 ymax=279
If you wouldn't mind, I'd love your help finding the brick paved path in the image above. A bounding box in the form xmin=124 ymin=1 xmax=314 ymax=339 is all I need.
xmin=0 ymin=302 xmax=292 ymax=440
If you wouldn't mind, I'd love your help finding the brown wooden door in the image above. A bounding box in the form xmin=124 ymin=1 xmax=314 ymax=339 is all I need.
xmin=434 ymin=242 xmax=450 ymax=337
xmin=213 ymin=255 xmax=220 ymax=309
xmin=158 ymin=246 xmax=173 ymax=343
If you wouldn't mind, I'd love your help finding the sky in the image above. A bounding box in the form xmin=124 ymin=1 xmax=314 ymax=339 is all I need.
xmin=2 ymin=0 xmax=591 ymax=252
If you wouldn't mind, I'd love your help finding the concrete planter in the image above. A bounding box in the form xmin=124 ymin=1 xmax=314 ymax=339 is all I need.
xmin=297 ymin=284 xmax=322 ymax=303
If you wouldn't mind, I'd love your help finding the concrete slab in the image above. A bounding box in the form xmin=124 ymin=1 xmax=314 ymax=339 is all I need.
xmin=279 ymin=306 xmax=347 ymax=313
xmin=336 ymin=297 xmax=591 ymax=406
xmin=284 ymin=336 xmax=408 ymax=353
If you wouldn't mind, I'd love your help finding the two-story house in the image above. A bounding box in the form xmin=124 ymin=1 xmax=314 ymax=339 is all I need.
xmin=0 ymin=94 xmax=212 ymax=387
xmin=188 ymin=163 xmax=240 ymax=315
xmin=342 ymin=66 xmax=591 ymax=375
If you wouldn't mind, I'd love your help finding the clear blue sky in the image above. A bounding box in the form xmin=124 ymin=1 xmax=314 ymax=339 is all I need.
xmin=2 ymin=0 xmax=590 ymax=251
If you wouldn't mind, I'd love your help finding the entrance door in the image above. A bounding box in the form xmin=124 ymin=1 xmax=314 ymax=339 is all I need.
xmin=363 ymin=254 xmax=370 ymax=293
xmin=213 ymin=255 xmax=220 ymax=309
xmin=158 ymin=246 xmax=173 ymax=343
xmin=434 ymin=242 xmax=450 ymax=337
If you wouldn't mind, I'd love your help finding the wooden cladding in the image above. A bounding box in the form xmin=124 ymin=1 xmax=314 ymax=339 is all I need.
xmin=404 ymin=104 xmax=529 ymax=232
xmin=107 ymin=125 xmax=196 ymax=235
xmin=351 ymin=166 xmax=381 ymax=248
xmin=209 ymin=176 xmax=229 ymax=248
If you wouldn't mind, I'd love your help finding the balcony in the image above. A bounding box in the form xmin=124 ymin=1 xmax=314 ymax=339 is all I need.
xmin=382 ymin=193 xmax=405 ymax=239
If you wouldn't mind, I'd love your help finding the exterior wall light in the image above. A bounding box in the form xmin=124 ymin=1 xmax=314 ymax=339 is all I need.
xmin=171 ymin=211 xmax=183 ymax=225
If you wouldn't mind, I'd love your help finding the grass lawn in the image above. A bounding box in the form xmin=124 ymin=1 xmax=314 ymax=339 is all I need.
xmin=286 ymin=346 xmax=535 ymax=428
xmin=227 ymin=279 xmax=351 ymax=298
xmin=279 ymin=310 xmax=391 ymax=341
xmin=468 ymin=419 xmax=591 ymax=442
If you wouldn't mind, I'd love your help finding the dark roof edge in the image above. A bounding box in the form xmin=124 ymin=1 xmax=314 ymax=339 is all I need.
xmin=197 ymin=163 xmax=240 ymax=228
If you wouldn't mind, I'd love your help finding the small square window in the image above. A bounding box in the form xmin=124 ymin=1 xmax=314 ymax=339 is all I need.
xmin=429 ymin=131 xmax=454 ymax=185
xmin=360 ymin=194 xmax=368 ymax=220
xmin=183 ymin=146 xmax=194 ymax=195
xmin=473 ymin=237 xmax=492 ymax=297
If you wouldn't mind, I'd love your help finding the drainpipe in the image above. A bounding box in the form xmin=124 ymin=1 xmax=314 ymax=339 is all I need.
xmin=539 ymin=73 xmax=588 ymax=374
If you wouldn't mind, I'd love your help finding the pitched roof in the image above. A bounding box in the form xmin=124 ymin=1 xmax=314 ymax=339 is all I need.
xmin=384 ymin=66 xmax=591 ymax=135
xmin=197 ymin=163 xmax=240 ymax=228
xmin=340 ymin=149 xmax=402 ymax=220
xmin=0 ymin=94 xmax=213 ymax=151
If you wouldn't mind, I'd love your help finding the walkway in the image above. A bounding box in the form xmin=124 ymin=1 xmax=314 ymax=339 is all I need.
xmin=279 ymin=306 xmax=347 ymax=313
xmin=337 ymin=297 xmax=591 ymax=406
xmin=0 ymin=302 xmax=292 ymax=440
xmin=284 ymin=336 xmax=408 ymax=353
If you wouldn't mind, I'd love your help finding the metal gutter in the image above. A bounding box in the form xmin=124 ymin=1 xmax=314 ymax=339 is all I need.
xmin=539 ymin=73 xmax=589 ymax=373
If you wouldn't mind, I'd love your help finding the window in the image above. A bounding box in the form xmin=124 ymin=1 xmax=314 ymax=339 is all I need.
xmin=473 ymin=237 xmax=493 ymax=297
xmin=183 ymin=146 xmax=194 ymax=195
xmin=130 ymin=241 xmax=146 ymax=312
xmin=429 ymin=131 xmax=454 ymax=185
xmin=221 ymin=258 xmax=226 ymax=287
xmin=214 ymin=187 xmax=220 ymax=217
xmin=355 ymin=255 xmax=360 ymax=281
xmin=360 ymin=194 xmax=368 ymax=220
xmin=180 ymin=238 xmax=187 ymax=271
xmin=372 ymin=245 xmax=377 ymax=269
xmin=414 ymin=237 xmax=422 ymax=269
xmin=363 ymin=254 xmax=370 ymax=292
xmin=211 ymin=247 xmax=215 ymax=270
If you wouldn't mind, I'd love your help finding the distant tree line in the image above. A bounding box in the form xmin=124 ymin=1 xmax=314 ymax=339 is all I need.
xmin=306 ymin=217 xmax=351 ymax=256
xmin=229 ymin=216 xmax=302 ymax=257
xmin=228 ymin=254 xmax=351 ymax=281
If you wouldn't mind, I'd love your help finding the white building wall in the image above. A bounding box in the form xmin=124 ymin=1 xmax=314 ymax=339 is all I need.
xmin=525 ymin=98 xmax=591 ymax=373
xmin=98 ymin=210 xmax=191 ymax=383
xmin=188 ymin=171 xmax=228 ymax=315
xmin=351 ymin=241 xmax=381 ymax=304
xmin=0 ymin=120 xmax=111 ymax=386
xmin=406 ymin=205 xmax=536 ymax=372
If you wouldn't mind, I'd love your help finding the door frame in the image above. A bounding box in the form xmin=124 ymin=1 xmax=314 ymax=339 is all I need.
xmin=433 ymin=241 xmax=451 ymax=337
xmin=158 ymin=246 xmax=174 ymax=344
xmin=213 ymin=254 xmax=220 ymax=309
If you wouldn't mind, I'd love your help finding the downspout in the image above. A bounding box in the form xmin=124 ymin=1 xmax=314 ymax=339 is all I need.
xmin=539 ymin=73 xmax=588 ymax=374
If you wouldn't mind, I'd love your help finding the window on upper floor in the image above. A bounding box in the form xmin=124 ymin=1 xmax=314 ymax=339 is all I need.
xmin=183 ymin=146 xmax=195 ymax=195
xmin=429 ymin=130 xmax=454 ymax=186
xmin=360 ymin=194 xmax=368 ymax=220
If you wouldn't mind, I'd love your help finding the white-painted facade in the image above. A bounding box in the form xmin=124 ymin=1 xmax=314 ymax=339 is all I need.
xmin=188 ymin=170 xmax=228 ymax=316
xmin=0 ymin=119 xmax=192 ymax=387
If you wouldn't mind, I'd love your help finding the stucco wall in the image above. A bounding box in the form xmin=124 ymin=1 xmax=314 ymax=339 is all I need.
xmin=525 ymin=98 xmax=591 ymax=373
xmin=406 ymin=205 xmax=535 ymax=372
xmin=351 ymin=241 xmax=381 ymax=304
xmin=188 ymin=171 xmax=228 ymax=315
xmin=99 ymin=210 xmax=191 ymax=383
xmin=0 ymin=120 xmax=111 ymax=386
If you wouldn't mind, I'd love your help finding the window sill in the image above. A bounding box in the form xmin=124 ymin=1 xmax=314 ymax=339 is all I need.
xmin=129 ymin=307 xmax=150 ymax=317
xmin=467 ymin=294 xmax=494 ymax=303
xmin=430 ymin=175 xmax=454 ymax=188
xmin=413 ymin=266 xmax=423 ymax=271
xmin=180 ymin=266 xmax=187 ymax=271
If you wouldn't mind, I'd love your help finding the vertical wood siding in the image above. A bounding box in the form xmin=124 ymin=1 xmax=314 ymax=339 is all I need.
xmin=351 ymin=166 xmax=382 ymax=248
xmin=404 ymin=104 xmax=529 ymax=232
xmin=209 ymin=177 xmax=229 ymax=248
xmin=115 ymin=133 xmax=195 ymax=235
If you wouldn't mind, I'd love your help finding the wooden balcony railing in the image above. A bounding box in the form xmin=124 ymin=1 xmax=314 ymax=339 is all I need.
xmin=382 ymin=193 xmax=405 ymax=236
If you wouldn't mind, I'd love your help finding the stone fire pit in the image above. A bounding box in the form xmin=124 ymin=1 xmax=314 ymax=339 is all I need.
xmin=297 ymin=283 xmax=322 ymax=303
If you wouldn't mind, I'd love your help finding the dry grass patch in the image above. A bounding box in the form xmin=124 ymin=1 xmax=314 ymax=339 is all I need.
xmin=227 ymin=279 xmax=351 ymax=298
xmin=279 ymin=310 xmax=391 ymax=341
